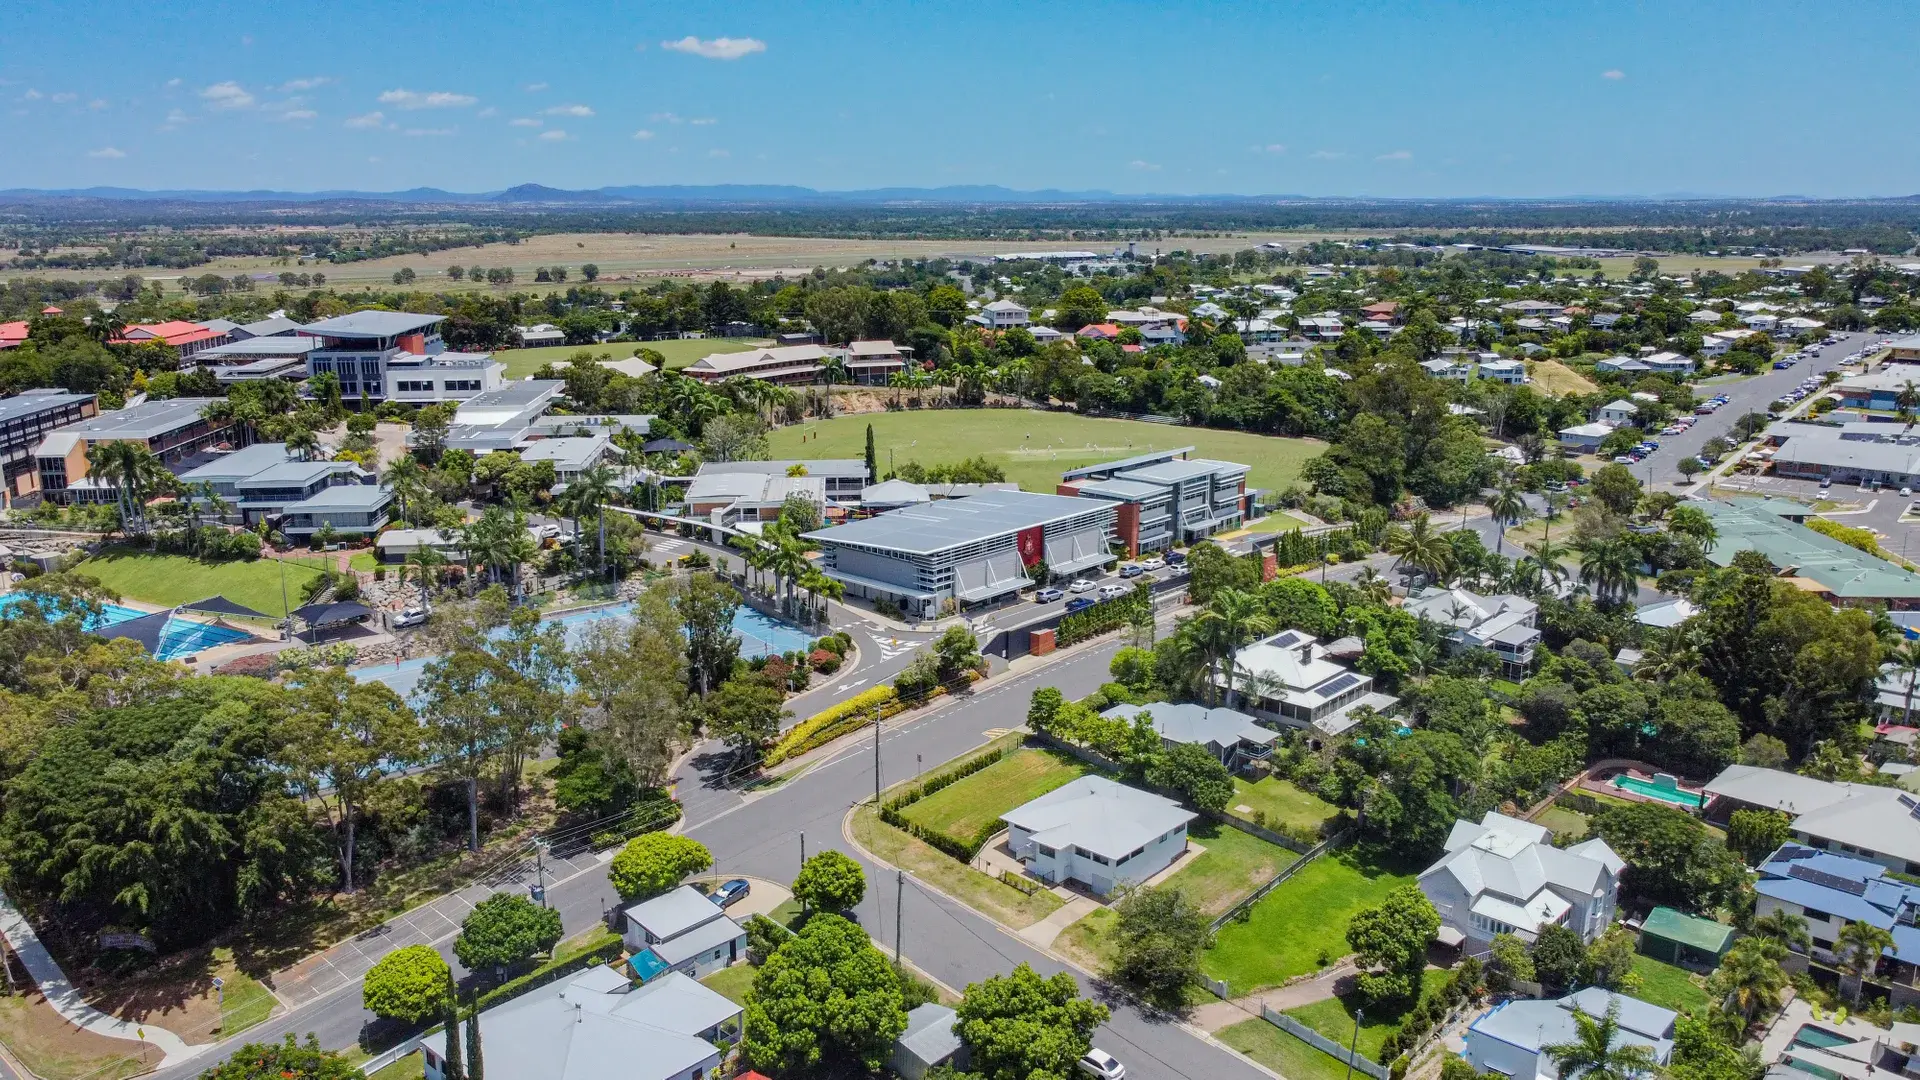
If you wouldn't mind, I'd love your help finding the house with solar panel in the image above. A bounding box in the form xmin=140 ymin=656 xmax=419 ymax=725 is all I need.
xmin=1703 ymin=764 xmax=1920 ymax=875
xmin=1754 ymin=844 xmax=1920 ymax=986
xmin=1216 ymin=628 xmax=1400 ymax=738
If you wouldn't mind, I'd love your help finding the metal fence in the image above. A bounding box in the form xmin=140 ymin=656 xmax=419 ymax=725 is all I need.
xmin=1209 ymin=826 xmax=1353 ymax=932
xmin=1259 ymin=1006 xmax=1391 ymax=1080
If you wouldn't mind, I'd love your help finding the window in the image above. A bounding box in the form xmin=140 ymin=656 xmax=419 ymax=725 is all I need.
xmin=395 ymin=380 xmax=434 ymax=393
xmin=445 ymin=379 xmax=482 ymax=392
xmin=1803 ymin=908 xmax=1831 ymax=923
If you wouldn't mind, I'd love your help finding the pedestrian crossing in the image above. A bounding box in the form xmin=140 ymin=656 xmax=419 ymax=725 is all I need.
xmin=651 ymin=536 xmax=692 ymax=553
xmin=871 ymin=636 xmax=924 ymax=661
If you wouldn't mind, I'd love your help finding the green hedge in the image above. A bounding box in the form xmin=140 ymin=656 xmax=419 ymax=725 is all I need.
xmin=879 ymin=746 xmax=1009 ymax=861
xmin=474 ymin=937 xmax=626 ymax=1011
xmin=1056 ymin=582 xmax=1151 ymax=647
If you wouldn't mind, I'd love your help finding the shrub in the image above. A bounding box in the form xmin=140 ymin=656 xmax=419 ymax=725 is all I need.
xmin=212 ymin=653 xmax=276 ymax=678
xmin=809 ymin=649 xmax=842 ymax=674
xmin=764 ymin=685 xmax=900 ymax=766
xmin=362 ymin=944 xmax=449 ymax=1024
xmin=608 ymin=833 xmax=712 ymax=901
xmin=275 ymin=643 xmax=359 ymax=672
xmin=1056 ymin=583 xmax=1151 ymax=647
xmin=792 ymin=851 xmax=866 ymax=911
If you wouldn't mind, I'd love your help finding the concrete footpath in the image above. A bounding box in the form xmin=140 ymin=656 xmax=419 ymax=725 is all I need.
xmin=0 ymin=888 xmax=203 ymax=1067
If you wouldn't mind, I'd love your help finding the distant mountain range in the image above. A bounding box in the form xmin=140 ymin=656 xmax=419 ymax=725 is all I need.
xmin=0 ymin=182 xmax=1240 ymax=206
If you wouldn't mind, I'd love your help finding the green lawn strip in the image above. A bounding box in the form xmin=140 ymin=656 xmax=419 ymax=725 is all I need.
xmin=1629 ymin=954 xmax=1711 ymax=1015
xmin=1230 ymin=776 xmax=1339 ymax=835
xmin=348 ymin=551 xmax=379 ymax=572
xmin=1284 ymin=968 xmax=1449 ymax=1061
xmin=216 ymin=965 xmax=277 ymax=1038
xmin=851 ymin=804 xmax=1062 ymax=929
xmin=493 ymin=337 xmax=762 ymax=378
xmin=764 ymin=410 xmax=1322 ymax=495
xmin=699 ymin=963 xmax=758 ymax=1006
xmin=1052 ymin=908 xmax=1117 ymax=974
xmin=1162 ymin=820 xmax=1299 ymax=917
xmin=898 ymin=747 xmax=1091 ymax=845
xmin=1202 ymin=851 xmax=1418 ymax=996
xmin=766 ymin=898 xmax=805 ymax=928
xmin=368 ymin=1052 xmax=427 ymax=1080
xmin=77 ymin=547 xmax=325 ymax=619
xmin=1534 ymin=806 xmax=1591 ymax=842
xmin=1217 ymin=1017 xmax=1354 ymax=1080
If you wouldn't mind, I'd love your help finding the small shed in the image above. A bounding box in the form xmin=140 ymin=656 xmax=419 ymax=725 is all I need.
xmin=891 ymin=1003 xmax=965 ymax=1080
xmin=1638 ymin=906 xmax=1734 ymax=967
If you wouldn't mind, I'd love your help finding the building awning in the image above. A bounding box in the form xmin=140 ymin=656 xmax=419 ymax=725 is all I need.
xmin=642 ymin=438 xmax=695 ymax=454
xmin=1436 ymin=926 xmax=1466 ymax=948
xmin=820 ymin=566 xmax=938 ymax=601
xmin=1473 ymin=890 xmax=1570 ymax=933
xmin=955 ymin=551 xmax=1027 ymax=603
xmin=1640 ymin=906 xmax=1735 ymax=957
xmin=1045 ymin=528 xmax=1115 ymax=577
xmin=291 ymin=601 xmax=373 ymax=627
xmin=181 ymin=595 xmax=274 ymax=621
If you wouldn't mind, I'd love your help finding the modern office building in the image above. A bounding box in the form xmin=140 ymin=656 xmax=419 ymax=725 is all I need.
xmin=803 ymin=488 xmax=1118 ymax=619
xmin=33 ymin=398 xmax=235 ymax=502
xmin=1056 ymin=447 xmax=1252 ymax=554
xmin=0 ymin=390 xmax=97 ymax=497
xmin=297 ymin=310 xmax=504 ymax=405
xmin=175 ymin=442 xmax=381 ymax=530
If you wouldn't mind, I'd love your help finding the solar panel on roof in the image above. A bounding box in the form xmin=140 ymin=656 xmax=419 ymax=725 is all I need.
xmin=1787 ymin=864 xmax=1869 ymax=896
xmin=1269 ymin=630 xmax=1304 ymax=648
xmin=1316 ymin=673 xmax=1360 ymax=697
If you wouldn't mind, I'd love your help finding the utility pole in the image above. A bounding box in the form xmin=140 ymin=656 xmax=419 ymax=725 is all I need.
xmin=531 ymin=839 xmax=549 ymax=907
xmin=1343 ymin=1008 xmax=1365 ymax=1080
xmin=895 ymin=869 xmax=905 ymax=968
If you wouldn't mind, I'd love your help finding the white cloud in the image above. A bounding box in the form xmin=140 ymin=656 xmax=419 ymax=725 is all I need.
xmin=477 ymin=106 xmax=497 ymax=118
xmin=631 ymin=129 xmax=655 ymax=140
xmin=708 ymin=148 xmax=729 ymax=157
xmin=524 ymin=82 xmax=548 ymax=92
xmin=545 ymin=103 xmax=593 ymax=117
xmin=510 ymin=118 xmax=542 ymax=128
xmin=650 ymin=111 xmax=682 ymax=123
xmin=163 ymin=78 xmax=182 ymax=90
xmin=87 ymin=146 xmax=126 ymax=159
xmin=1128 ymin=159 xmax=1160 ymax=171
xmin=689 ymin=117 xmax=716 ymax=126
xmin=160 ymin=107 xmax=194 ymax=130
xmin=403 ymin=127 xmax=455 ymax=136
xmin=276 ymin=77 xmax=332 ymax=92
xmin=1252 ymin=143 xmax=1286 ymax=155
xmin=1602 ymin=69 xmax=1625 ymax=80
xmin=538 ymin=129 xmax=568 ymax=141
xmin=344 ymin=111 xmax=386 ymax=129
xmin=21 ymin=89 xmax=42 ymax=101
xmin=50 ymin=92 xmax=77 ymax=104
xmin=660 ymin=36 xmax=766 ymax=60
xmin=378 ymin=88 xmax=477 ymax=110
xmin=1309 ymin=149 xmax=1347 ymax=160
xmin=89 ymin=99 xmax=108 ymax=111
xmin=1375 ymin=149 xmax=1412 ymax=161
xmin=273 ymin=109 xmax=318 ymax=122
xmin=201 ymin=81 xmax=255 ymax=109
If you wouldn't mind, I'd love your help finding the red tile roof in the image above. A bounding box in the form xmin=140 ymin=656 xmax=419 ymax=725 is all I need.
xmin=0 ymin=321 xmax=28 ymax=343
xmin=1076 ymin=323 xmax=1121 ymax=338
xmin=112 ymin=320 xmax=222 ymax=347
xmin=40 ymin=306 xmax=62 ymax=315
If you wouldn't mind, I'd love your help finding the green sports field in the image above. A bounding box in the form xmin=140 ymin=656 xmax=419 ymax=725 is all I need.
xmin=493 ymin=337 xmax=764 ymax=378
xmin=767 ymin=410 xmax=1323 ymax=494
xmin=74 ymin=548 xmax=325 ymax=619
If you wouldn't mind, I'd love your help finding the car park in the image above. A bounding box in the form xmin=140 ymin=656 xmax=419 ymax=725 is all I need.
xmin=1098 ymin=583 xmax=1129 ymax=600
xmin=1138 ymin=556 xmax=1166 ymax=571
xmin=1068 ymin=579 xmax=1096 ymax=593
xmin=1034 ymin=587 xmax=1063 ymax=603
xmin=1820 ymin=476 xmax=1832 ymax=488
xmin=1079 ymin=1049 xmax=1126 ymax=1080
xmin=1118 ymin=563 xmax=1144 ymax=578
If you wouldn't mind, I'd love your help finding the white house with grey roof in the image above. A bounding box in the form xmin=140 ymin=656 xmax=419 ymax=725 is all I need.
xmin=1703 ymin=765 xmax=1920 ymax=874
xmin=1219 ymin=628 xmax=1399 ymax=737
xmin=973 ymin=299 xmax=1031 ymax=330
xmin=1001 ymin=775 xmax=1196 ymax=896
xmin=1419 ymin=811 xmax=1622 ymax=951
xmin=1101 ymin=701 xmax=1276 ymax=769
xmin=1464 ymin=988 xmax=1676 ymax=1080
xmin=1403 ymin=587 xmax=1541 ymax=675
xmin=425 ymin=967 xmax=739 ymax=1080
xmin=620 ymin=885 xmax=748 ymax=982
xmin=804 ymin=488 xmax=1117 ymax=620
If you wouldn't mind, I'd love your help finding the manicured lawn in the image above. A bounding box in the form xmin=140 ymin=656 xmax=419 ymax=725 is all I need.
xmin=1536 ymin=806 xmax=1591 ymax=842
xmin=1630 ymin=954 xmax=1711 ymax=1015
xmin=765 ymin=410 xmax=1323 ymax=495
xmin=1230 ymin=776 xmax=1340 ymax=837
xmin=1161 ymin=820 xmax=1300 ymax=917
xmin=1223 ymin=511 xmax=1316 ymax=536
xmin=1202 ymin=851 xmax=1419 ymax=996
xmin=1218 ymin=1017 xmax=1352 ymax=1080
xmin=348 ymin=551 xmax=379 ymax=572
xmin=700 ymin=963 xmax=758 ymax=1006
xmin=899 ymin=747 xmax=1092 ymax=846
xmin=1285 ymin=968 xmax=1450 ymax=1061
xmin=852 ymin=803 xmax=1063 ymax=930
xmin=493 ymin=337 xmax=763 ymax=377
xmin=76 ymin=547 xmax=324 ymax=620
xmin=368 ymin=1052 xmax=426 ymax=1080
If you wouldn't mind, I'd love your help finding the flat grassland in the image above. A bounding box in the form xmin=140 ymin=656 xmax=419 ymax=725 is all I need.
xmin=899 ymin=747 xmax=1091 ymax=845
xmin=77 ymin=547 xmax=325 ymax=619
xmin=493 ymin=337 xmax=762 ymax=377
xmin=1284 ymin=968 xmax=1450 ymax=1060
xmin=767 ymin=410 xmax=1322 ymax=495
xmin=1202 ymin=852 xmax=1418 ymax=996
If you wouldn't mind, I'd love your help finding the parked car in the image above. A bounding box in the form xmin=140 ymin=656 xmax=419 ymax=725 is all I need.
xmin=710 ymin=879 xmax=751 ymax=908
xmin=1067 ymin=578 xmax=1096 ymax=593
xmin=1166 ymin=549 xmax=1187 ymax=566
xmin=1118 ymin=563 xmax=1144 ymax=578
xmin=1098 ymin=583 xmax=1129 ymax=600
xmin=1065 ymin=597 xmax=1097 ymax=614
xmin=1820 ymin=476 xmax=1832 ymax=488
xmin=1034 ymin=587 xmax=1064 ymax=603
xmin=1138 ymin=556 xmax=1166 ymax=571
xmin=530 ymin=523 xmax=561 ymax=541
xmin=393 ymin=606 xmax=430 ymax=628
xmin=1079 ymin=1050 xmax=1126 ymax=1080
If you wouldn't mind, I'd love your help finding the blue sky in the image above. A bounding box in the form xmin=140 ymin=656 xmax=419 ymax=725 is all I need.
xmin=3 ymin=0 xmax=1914 ymax=198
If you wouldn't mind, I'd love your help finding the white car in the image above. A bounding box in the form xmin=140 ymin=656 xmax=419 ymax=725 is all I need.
xmin=1098 ymin=583 xmax=1129 ymax=600
xmin=1067 ymin=579 xmax=1097 ymax=593
xmin=1079 ymin=1049 xmax=1126 ymax=1080
xmin=530 ymin=523 xmax=561 ymax=541
xmin=1138 ymin=556 xmax=1167 ymax=571
xmin=393 ymin=606 xmax=430 ymax=628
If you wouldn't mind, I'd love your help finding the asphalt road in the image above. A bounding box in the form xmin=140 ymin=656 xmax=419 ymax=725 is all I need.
xmin=1638 ymin=329 xmax=1881 ymax=488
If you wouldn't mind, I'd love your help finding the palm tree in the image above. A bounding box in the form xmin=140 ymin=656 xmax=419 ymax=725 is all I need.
xmin=405 ymin=545 xmax=447 ymax=607
xmin=1751 ymin=909 xmax=1811 ymax=952
xmin=561 ymin=463 xmax=620 ymax=580
xmin=1541 ymin=490 xmax=1569 ymax=543
xmin=1633 ymin=629 xmax=1700 ymax=683
xmin=382 ymin=455 xmax=426 ymax=525
xmin=1708 ymin=937 xmax=1791 ymax=1024
xmin=1484 ymin=484 xmax=1528 ymax=557
xmin=729 ymin=532 xmax=770 ymax=593
xmin=1191 ymin=587 xmax=1276 ymax=704
xmin=1385 ymin=514 xmax=1453 ymax=585
xmin=762 ymin=521 xmax=811 ymax=618
xmin=1525 ymin=538 xmax=1571 ymax=592
xmin=286 ymin=425 xmax=322 ymax=462
xmin=1543 ymin=1002 xmax=1660 ymax=1080
xmin=887 ymin=368 xmax=913 ymax=408
xmin=1353 ymin=566 xmax=1392 ymax=605
xmin=1887 ymin=638 xmax=1920 ymax=724
xmin=85 ymin=440 xmax=167 ymax=537
xmin=818 ymin=353 xmax=849 ymax=387
xmin=1835 ymin=920 xmax=1894 ymax=1001
xmin=797 ymin=566 xmax=842 ymax=626
xmin=1577 ymin=537 xmax=1639 ymax=608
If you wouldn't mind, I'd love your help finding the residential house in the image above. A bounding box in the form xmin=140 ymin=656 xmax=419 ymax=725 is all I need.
xmin=1704 ymin=765 xmax=1920 ymax=874
xmin=1634 ymin=597 xmax=1698 ymax=628
xmin=0 ymin=321 xmax=28 ymax=350
xmin=1100 ymin=701 xmax=1277 ymax=770
xmin=845 ymin=340 xmax=912 ymax=384
xmin=892 ymin=1004 xmax=966 ymax=1080
xmin=1464 ymin=989 xmax=1676 ymax=1080
xmin=1075 ymin=323 xmax=1122 ymax=342
xmin=1745 ymin=313 xmax=1781 ymax=333
xmin=1598 ymin=399 xmax=1641 ymax=425
xmin=1699 ymin=336 xmax=1733 ymax=360
xmin=621 ymin=885 xmax=748 ymax=983
xmin=516 ymin=323 xmax=566 ymax=347
xmin=1558 ymin=421 xmax=1617 ymax=452
xmin=1300 ymin=314 xmax=1347 ymax=340
xmin=1590 ymin=313 xmax=1625 ymax=330
xmin=1403 ymin=586 xmax=1540 ymax=675
xmin=1780 ymin=316 xmax=1826 ymax=339
xmin=425 ymin=967 xmax=740 ymax=1080
xmin=1219 ymin=628 xmax=1400 ymax=738
xmin=1000 ymin=775 xmax=1196 ymax=896
xmin=1361 ymin=301 xmax=1403 ymax=324
xmin=1478 ymin=358 xmax=1527 ymax=385
xmin=1029 ymin=325 xmax=1066 ymax=344
xmin=1753 ymin=844 xmax=1920 ymax=988
xmin=1643 ymin=352 xmax=1695 ymax=375
xmin=1500 ymin=299 xmax=1566 ymax=318
xmin=1689 ymin=309 xmax=1727 ymax=325
xmin=975 ymin=299 xmax=1031 ymax=330
xmin=1418 ymin=811 xmax=1623 ymax=951
xmin=1835 ymin=370 xmax=1920 ymax=411
xmin=1597 ymin=356 xmax=1652 ymax=375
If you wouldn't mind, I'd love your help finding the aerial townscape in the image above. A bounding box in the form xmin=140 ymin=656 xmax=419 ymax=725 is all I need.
xmin=5 ymin=6 xmax=1920 ymax=1080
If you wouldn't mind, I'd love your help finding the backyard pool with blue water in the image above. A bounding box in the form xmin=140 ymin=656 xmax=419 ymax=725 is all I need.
xmin=0 ymin=595 xmax=256 ymax=661
xmin=354 ymin=601 xmax=814 ymax=701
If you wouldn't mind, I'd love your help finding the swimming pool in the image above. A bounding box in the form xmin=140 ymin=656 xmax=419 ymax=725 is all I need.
xmin=0 ymin=595 xmax=255 ymax=661
xmin=355 ymin=602 xmax=815 ymax=701
xmin=1789 ymin=1025 xmax=1855 ymax=1051
xmin=1610 ymin=773 xmax=1705 ymax=808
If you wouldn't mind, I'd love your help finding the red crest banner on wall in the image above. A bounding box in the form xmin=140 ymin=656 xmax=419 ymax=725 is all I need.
xmin=1017 ymin=526 xmax=1044 ymax=566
